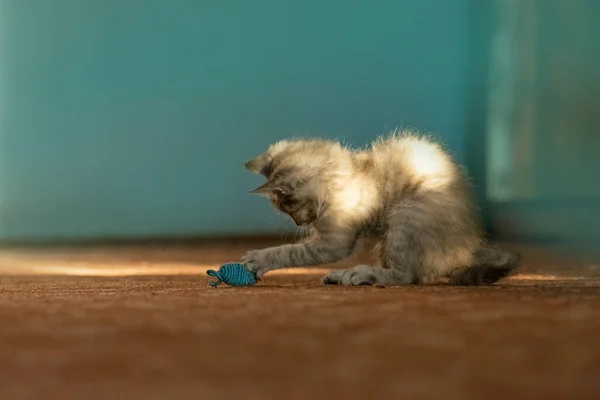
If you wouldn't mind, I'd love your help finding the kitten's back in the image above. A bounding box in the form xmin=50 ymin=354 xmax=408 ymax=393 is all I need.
xmin=367 ymin=133 xmax=467 ymax=196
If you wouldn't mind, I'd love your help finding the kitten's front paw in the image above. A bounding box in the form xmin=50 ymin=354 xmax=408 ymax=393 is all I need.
xmin=241 ymin=250 xmax=273 ymax=279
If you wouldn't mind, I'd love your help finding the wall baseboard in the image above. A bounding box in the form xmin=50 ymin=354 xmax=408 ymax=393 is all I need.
xmin=489 ymin=199 xmax=600 ymax=256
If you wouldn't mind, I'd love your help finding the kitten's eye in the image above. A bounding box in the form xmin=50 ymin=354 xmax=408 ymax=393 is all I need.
xmin=274 ymin=188 xmax=289 ymax=198
xmin=275 ymin=191 xmax=292 ymax=206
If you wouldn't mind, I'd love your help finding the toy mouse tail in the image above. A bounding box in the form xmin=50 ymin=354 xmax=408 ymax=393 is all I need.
xmin=206 ymin=270 xmax=223 ymax=287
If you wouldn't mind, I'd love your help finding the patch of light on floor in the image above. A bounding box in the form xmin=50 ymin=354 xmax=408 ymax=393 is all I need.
xmin=0 ymin=262 xmax=331 ymax=276
xmin=511 ymin=274 xmax=585 ymax=281
xmin=0 ymin=263 xmax=215 ymax=276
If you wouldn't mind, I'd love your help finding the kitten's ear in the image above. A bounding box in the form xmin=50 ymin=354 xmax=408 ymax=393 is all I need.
xmin=244 ymin=153 xmax=272 ymax=176
xmin=250 ymin=180 xmax=285 ymax=195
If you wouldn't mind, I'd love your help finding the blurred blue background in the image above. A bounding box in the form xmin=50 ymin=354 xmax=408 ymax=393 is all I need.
xmin=0 ymin=0 xmax=598 ymax=253
xmin=0 ymin=0 xmax=469 ymax=240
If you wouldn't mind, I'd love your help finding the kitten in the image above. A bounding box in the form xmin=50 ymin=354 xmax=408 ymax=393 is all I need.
xmin=242 ymin=131 xmax=521 ymax=286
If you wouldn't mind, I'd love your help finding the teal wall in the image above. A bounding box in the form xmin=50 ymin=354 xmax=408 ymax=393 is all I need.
xmin=0 ymin=1 xmax=470 ymax=241
xmin=484 ymin=0 xmax=600 ymax=255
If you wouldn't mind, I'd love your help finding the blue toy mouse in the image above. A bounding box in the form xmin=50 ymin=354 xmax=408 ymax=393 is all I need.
xmin=206 ymin=262 xmax=258 ymax=287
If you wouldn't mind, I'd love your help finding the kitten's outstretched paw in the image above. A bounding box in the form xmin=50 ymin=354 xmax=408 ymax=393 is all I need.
xmin=322 ymin=269 xmax=345 ymax=285
xmin=241 ymin=250 xmax=272 ymax=279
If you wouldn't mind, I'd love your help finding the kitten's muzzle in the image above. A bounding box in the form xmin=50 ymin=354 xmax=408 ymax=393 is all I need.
xmin=289 ymin=211 xmax=317 ymax=227
xmin=291 ymin=215 xmax=306 ymax=226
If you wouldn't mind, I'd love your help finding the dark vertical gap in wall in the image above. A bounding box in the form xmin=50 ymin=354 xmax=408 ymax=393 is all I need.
xmin=465 ymin=0 xmax=494 ymax=236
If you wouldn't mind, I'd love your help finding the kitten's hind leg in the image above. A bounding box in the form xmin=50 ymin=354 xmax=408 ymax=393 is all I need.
xmin=321 ymin=231 xmax=418 ymax=286
xmin=331 ymin=204 xmax=426 ymax=286
xmin=322 ymin=266 xmax=394 ymax=285
xmin=322 ymin=264 xmax=412 ymax=286
xmin=341 ymin=265 xmax=402 ymax=286
xmin=322 ymin=200 xmax=431 ymax=286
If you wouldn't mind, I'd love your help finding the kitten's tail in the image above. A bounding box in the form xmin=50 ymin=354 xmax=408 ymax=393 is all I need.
xmin=447 ymin=246 xmax=522 ymax=286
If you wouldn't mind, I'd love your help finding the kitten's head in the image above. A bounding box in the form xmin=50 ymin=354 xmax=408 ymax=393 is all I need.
xmin=244 ymin=139 xmax=344 ymax=226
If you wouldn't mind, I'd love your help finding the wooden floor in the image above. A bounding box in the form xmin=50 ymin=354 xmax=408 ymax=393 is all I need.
xmin=0 ymin=239 xmax=599 ymax=399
